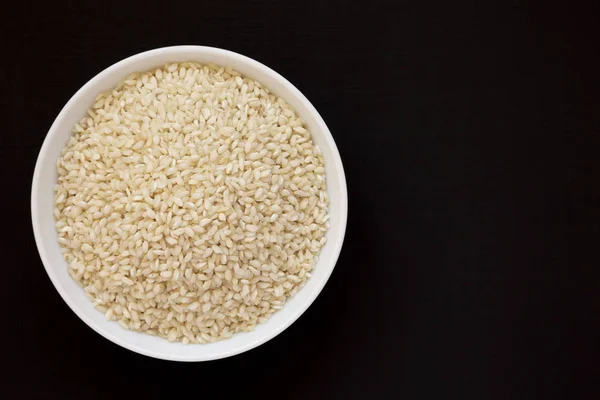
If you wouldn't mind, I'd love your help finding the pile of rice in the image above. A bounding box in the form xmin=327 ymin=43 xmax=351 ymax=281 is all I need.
xmin=54 ymin=63 xmax=329 ymax=344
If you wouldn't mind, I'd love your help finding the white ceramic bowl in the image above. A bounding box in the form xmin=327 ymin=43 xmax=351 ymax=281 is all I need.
xmin=31 ymin=46 xmax=347 ymax=361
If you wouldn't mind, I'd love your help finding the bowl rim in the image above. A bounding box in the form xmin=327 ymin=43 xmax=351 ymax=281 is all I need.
xmin=31 ymin=45 xmax=347 ymax=361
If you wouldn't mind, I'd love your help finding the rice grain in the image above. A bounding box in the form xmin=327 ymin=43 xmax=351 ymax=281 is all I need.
xmin=55 ymin=62 xmax=329 ymax=344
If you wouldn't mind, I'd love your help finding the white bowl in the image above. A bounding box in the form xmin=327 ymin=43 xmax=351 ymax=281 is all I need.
xmin=31 ymin=46 xmax=347 ymax=361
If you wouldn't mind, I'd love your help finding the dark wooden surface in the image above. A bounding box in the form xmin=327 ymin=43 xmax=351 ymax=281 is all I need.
xmin=2 ymin=0 xmax=599 ymax=398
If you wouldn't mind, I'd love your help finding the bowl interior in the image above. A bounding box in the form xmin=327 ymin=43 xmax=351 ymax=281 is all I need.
xmin=32 ymin=46 xmax=347 ymax=361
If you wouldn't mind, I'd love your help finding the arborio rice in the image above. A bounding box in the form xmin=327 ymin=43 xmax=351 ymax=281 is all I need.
xmin=54 ymin=63 xmax=329 ymax=344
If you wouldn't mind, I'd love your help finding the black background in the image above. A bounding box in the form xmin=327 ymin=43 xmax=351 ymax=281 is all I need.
xmin=2 ymin=0 xmax=599 ymax=398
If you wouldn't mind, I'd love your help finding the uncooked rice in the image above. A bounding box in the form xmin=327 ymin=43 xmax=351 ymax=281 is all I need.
xmin=54 ymin=62 xmax=329 ymax=344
